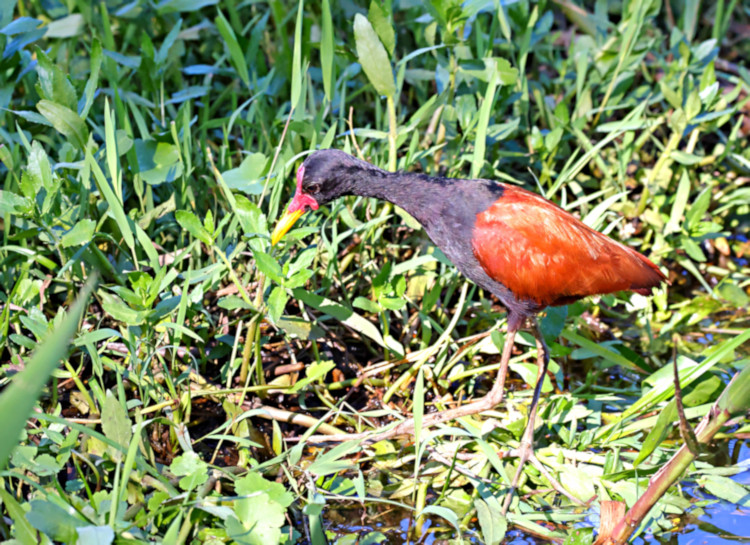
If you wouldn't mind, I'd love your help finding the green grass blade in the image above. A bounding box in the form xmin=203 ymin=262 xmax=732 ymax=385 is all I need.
xmin=215 ymin=9 xmax=250 ymax=88
xmin=0 ymin=277 xmax=95 ymax=469
xmin=320 ymin=0 xmax=334 ymax=102
xmin=86 ymin=148 xmax=135 ymax=253
xmin=290 ymin=0 xmax=305 ymax=110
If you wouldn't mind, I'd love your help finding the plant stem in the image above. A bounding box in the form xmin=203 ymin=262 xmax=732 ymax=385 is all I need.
xmin=387 ymin=94 xmax=397 ymax=171
xmin=239 ymin=274 xmax=266 ymax=387
xmin=610 ymin=365 xmax=750 ymax=543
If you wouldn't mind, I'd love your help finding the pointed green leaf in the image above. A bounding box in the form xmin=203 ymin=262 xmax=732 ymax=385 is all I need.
xmin=175 ymin=210 xmax=212 ymax=245
xmin=34 ymin=47 xmax=77 ymax=110
xmin=61 ymin=219 xmax=96 ymax=247
xmin=368 ymin=1 xmax=395 ymax=56
xmin=36 ymin=100 xmax=87 ymax=150
xmin=353 ymin=14 xmax=395 ymax=98
xmin=320 ymin=0 xmax=334 ymax=101
xmin=0 ymin=278 xmax=94 ymax=469
xmin=215 ymin=10 xmax=249 ymax=87
xmin=290 ymin=0 xmax=305 ymax=108
xmin=101 ymin=391 xmax=132 ymax=460
xmin=267 ymin=286 xmax=288 ymax=323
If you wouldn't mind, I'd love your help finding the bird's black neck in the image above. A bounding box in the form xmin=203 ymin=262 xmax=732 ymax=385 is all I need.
xmin=338 ymin=166 xmax=444 ymax=227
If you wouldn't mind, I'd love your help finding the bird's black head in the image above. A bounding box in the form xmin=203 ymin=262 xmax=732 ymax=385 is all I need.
xmin=293 ymin=149 xmax=373 ymax=210
xmin=271 ymin=150 xmax=381 ymax=245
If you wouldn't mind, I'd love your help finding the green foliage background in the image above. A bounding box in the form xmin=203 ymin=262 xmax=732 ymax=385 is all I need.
xmin=0 ymin=0 xmax=748 ymax=543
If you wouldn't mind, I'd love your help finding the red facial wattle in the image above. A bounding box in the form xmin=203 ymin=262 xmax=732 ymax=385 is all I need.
xmin=288 ymin=165 xmax=319 ymax=213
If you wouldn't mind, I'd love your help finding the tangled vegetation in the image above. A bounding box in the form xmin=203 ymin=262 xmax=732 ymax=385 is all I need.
xmin=0 ymin=0 xmax=748 ymax=543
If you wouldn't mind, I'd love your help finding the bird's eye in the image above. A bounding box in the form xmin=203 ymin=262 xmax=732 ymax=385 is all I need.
xmin=307 ymin=182 xmax=321 ymax=194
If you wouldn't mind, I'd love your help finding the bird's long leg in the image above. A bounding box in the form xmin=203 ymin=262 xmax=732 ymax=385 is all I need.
xmin=295 ymin=326 xmax=519 ymax=444
xmin=501 ymin=319 xmax=550 ymax=514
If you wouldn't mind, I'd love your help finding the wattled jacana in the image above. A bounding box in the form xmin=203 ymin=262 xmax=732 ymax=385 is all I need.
xmin=271 ymin=149 xmax=667 ymax=509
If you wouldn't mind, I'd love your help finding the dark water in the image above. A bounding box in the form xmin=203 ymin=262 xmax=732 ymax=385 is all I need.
xmin=668 ymin=441 xmax=750 ymax=545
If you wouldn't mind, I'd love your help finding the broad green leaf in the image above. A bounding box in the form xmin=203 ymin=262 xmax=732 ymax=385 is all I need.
xmin=681 ymin=235 xmax=706 ymax=262
xmin=418 ymin=505 xmax=461 ymax=536
xmin=134 ymin=140 xmax=183 ymax=185
xmin=61 ymin=219 xmax=96 ymax=247
xmin=267 ymin=286 xmax=288 ymax=323
xmin=541 ymin=305 xmax=567 ymax=339
xmin=171 ymin=451 xmax=209 ymax=491
xmin=285 ymin=268 xmax=314 ymax=289
xmin=510 ymin=361 xmax=553 ymax=392
xmin=25 ymin=500 xmax=87 ymax=543
xmin=671 ymin=150 xmax=703 ymax=165
xmin=717 ymin=363 xmax=750 ymax=416
xmin=99 ymin=291 xmax=148 ymax=325
xmin=379 ymin=296 xmax=405 ymax=310
xmin=34 ymin=47 xmax=77 ymax=110
xmin=0 ymin=0 xmax=18 ymax=27
xmin=700 ymin=475 xmax=750 ymax=507
xmin=222 ymin=152 xmax=267 ymax=194
xmin=0 ymin=190 xmax=32 ymax=215
xmin=101 ymin=390 xmax=132 ymax=460
xmin=21 ymin=140 xmax=52 ymax=199
xmin=76 ymin=526 xmax=115 ymax=545
xmin=235 ymin=195 xmax=268 ymax=236
xmin=495 ymin=57 xmax=518 ymax=85
xmin=684 ymin=87 xmax=701 ymax=120
xmin=36 ymin=100 xmax=87 ymax=150
xmin=564 ymin=527 xmax=594 ymax=545
xmin=252 ymin=249 xmax=284 ymax=284
xmin=45 ymin=13 xmax=84 ymax=39
xmin=353 ymin=296 xmax=380 ymax=313
xmin=353 ymin=14 xmax=395 ymax=97
xmin=276 ymin=316 xmax=325 ymax=340
xmin=475 ymin=498 xmax=507 ymax=545
xmin=204 ymin=208 xmax=214 ymax=235
xmin=559 ymin=465 xmax=596 ymax=502
xmin=229 ymin=472 xmax=293 ymax=545
xmin=716 ymin=282 xmax=749 ymax=307
xmin=175 ymin=210 xmax=212 ymax=245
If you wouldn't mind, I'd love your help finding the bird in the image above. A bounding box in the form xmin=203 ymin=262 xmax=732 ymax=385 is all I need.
xmin=271 ymin=149 xmax=667 ymax=510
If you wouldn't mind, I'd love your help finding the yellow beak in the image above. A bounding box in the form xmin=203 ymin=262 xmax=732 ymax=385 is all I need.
xmin=271 ymin=209 xmax=305 ymax=246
